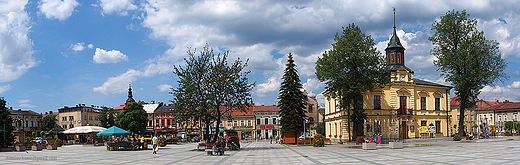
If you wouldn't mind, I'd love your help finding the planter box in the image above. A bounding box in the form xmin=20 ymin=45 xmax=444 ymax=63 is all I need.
xmin=32 ymin=145 xmax=43 ymax=151
xmin=15 ymin=146 xmax=26 ymax=152
xmin=47 ymin=145 xmax=57 ymax=150
xmin=362 ymin=143 xmax=376 ymax=150
xmin=389 ymin=142 xmax=403 ymax=149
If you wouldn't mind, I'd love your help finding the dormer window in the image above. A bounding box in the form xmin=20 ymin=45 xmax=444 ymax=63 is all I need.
xmin=400 ymin=75 xmax=405 ymax=81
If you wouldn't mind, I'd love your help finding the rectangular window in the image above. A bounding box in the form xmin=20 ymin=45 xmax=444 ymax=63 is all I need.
xmin=356 ymin=99 xmax=363 ymax=109
xmin=465 ymin=115 xmax=468 ymax=121
xmin=62 ymin=125 xmax=67 ymax=129
xmin=435 ymin=98 xmax=440 ymax=110
xmin=272 ymin=118 xmax=276 ymax=125
xmin=308 ymin=105 xmax=313 ymax=113
xmin=265 ymin=118 xmax=269 ymax=125
xmin=167 ymin=120 xmax=170 ymax=126
xmin=449 ymin=116 xmax=452 ymax=122
xmin=374 ymin=96 xmax=381 ymax=110
xmin=256 ymin=119 xmax=260 ymax=125
xmin=62 ymin=117 xmax=67 ymax=121
xmin=400 ymin=96 xmax=407 ymax=114
xmin=248 ymin=120 xmax=252 ymax=126
xmin=84 ymin=116 xmax=88 ymax=120
xmin=421 ymin=97 xmax=426 ymax=110
xmin=421 ymin=121 xmax=427 ymax=126
xmin=435 ymin=121 xmax=441 ymax=133
xmin=240 ymin=120 xmax=245 ymax=126
xmin=69 ymin=116 xmax=74 ymax=121
xmin=89 ymin=116 xmax=93 ymax=120
xmin=471 ymin=115 xmax=473 ymax=121
xmin=233 ymin=120 xmax=238 ymax=127
xmin=227 ymin=120 xmax=232 ymax=127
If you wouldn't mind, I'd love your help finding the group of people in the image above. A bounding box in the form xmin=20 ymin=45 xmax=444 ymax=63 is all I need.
xmin=269 ymin=135 xmax=280 ymax=144
xmin=364 ymin=134 xmax=381 ymax=143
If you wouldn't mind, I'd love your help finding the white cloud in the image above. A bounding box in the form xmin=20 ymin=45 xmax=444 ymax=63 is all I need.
xmin=255 ymin=76 xmax=280 ymax=97
xmin=0 ymin=0 xmax=38 ymax=83
xmin=93 ymin=48 xmax=129 ymax=64
xmin=158 ymin=84 xmax=172 ymax=92
xmin=302 ymin=78 xmax=325 ymax=96
xmin=71 ymin=42 xmax=85 ymax=51
xmin=18 ymin=99 xmax=35 ymax=108
xmin=88 ymin=44 xmax=94 ymax=49
xmin=100 ymin=0 xmax=137 ymax=16
xmin=0 ymin=84 xmax=12 ymax=93
xmin=479 ymin=81 xmax=520 ymax=102
xmin=38 ymin=0 xmax=79 ymax=21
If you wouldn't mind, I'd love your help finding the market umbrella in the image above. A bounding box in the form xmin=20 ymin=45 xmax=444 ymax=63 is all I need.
xmin=63 ymin=126 xmax=107 ymax=134
xmin=96 ymin=126 xmax=131 ymax=136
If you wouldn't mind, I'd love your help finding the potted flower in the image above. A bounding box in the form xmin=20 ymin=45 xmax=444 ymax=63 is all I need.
xmin=32 ymin=143 xmax=43 ymax=151
xmin=362 ymin=141 xmax=376 ymax=150
xmin=47 ymin=143 xmax=57 ymax=150
xmin=389 ymin=140 xmax=403 ymax=149
xmin=15 ymin=144 xmax=26 ymax=152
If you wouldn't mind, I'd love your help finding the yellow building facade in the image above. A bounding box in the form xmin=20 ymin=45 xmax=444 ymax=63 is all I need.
xmin=324 ymin=25 xmax=452 ymax=142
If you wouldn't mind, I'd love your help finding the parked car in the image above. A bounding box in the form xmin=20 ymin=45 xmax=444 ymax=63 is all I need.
xmin=165 ymin=136 xmax=177 ymax=144
xmin=33 ymin=137 xmax=44 ymax=143
xmin=299 ymin=134 xmax=313 ymax=140
xmin=191 ymin=136 xmax=200 ymax=142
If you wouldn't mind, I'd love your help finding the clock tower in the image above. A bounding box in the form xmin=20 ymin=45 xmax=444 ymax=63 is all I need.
xmin=386 ymin=9 xmax=413 ymax=82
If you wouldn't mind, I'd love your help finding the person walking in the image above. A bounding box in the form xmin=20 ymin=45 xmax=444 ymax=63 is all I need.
xmin=275 ymin=135 xmax=279 ymax=143
xmin=152 ymin=134 xmax=158 ymax=154
xmin=270 ymin=135 xmax=272 ymax=144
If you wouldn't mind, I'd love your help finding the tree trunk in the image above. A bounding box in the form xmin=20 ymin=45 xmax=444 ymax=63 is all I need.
xmin=458 ymin=96 xmax=467 ymax=136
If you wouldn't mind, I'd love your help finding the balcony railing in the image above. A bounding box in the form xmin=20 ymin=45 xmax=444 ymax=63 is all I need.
xmin=397 ymin=108 xmax=412 ymax=115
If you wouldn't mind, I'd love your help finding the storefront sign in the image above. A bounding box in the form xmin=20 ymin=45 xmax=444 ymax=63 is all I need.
xmin=260 ymin=125 xmax=275 ymax=129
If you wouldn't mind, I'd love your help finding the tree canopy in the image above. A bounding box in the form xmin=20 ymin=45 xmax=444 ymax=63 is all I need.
xmin=98 ymin=107 xmax=116 ymax=128
xmin=115 ymin=102 xmax=148 ymax=134
xmin=172 ymin=43 xmax=254 ymax=142
xmin=278 ymin=53 xmax=307 ymax=143
xmin=0 ymin=97 xmax=15 ymax=148
xmin=41 ymin=114 xmax=58 ymax=131
xmin=315 ymin=23 xmax=389 ymax=140
xmin=429 ymin=10 xmax=507 ymax=135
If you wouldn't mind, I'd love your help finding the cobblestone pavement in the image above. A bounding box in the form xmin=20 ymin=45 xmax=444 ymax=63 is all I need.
xmin=3 ymin=139 xmax=520 ymax=165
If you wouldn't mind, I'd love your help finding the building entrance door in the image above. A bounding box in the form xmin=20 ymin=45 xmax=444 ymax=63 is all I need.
xmin=399 ymin=121 xmax=408 ymax=139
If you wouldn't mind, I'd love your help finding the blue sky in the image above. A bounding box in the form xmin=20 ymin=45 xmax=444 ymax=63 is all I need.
xmin=2 ymin=0 xmax=520 ymax=113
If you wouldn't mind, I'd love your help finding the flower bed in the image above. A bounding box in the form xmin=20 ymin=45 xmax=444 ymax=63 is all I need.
xmin=32 ymin=143 xmax=43 ymax=151
xmin=15 ymin=144 xmax=26 ymax=152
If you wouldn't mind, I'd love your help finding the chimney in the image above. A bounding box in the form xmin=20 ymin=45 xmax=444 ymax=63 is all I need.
xmin=505 ymin=100 xmax=510 ymax=103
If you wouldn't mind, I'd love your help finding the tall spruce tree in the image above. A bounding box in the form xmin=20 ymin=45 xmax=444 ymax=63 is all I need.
xmin=429 ymin=10 xmax=507 ymax=136
xmin=278 ymin=53 xmax=307 ymax=144
xmin=315 ymin=23 xmax=389 ymax=141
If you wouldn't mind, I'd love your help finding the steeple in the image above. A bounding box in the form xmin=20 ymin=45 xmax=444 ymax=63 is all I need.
xmin=126 ymin=84 xmax=135 ymax=103
xmin=385 ymin=7 xmax=406 ymax=66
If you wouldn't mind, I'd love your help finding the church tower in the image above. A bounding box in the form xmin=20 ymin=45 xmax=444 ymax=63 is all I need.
xmin=126 ymin=84 xmax=135 ymax=103
xmin=385 ymin=8 xmax=406 ymax=66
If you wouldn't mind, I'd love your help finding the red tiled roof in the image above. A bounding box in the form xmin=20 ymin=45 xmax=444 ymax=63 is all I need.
xmin=253 ymin=105 xmax=280 ymax=112
xmin=450 ymin=96 xmax=460 ymax=107
xmin=42 ymin=112 xmax=59 ymax=117
xmin=483 ymin=101 xmax=520 ymax=111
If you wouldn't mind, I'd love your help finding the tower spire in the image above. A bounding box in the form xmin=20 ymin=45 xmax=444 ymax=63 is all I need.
xmin=126 ymin=84 xmax=135 ymax=103
xmin=393 ymin=7 xmax=396 ymax=29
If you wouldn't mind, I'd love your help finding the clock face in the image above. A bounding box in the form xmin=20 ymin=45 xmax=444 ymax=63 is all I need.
xmin=400 ymin=75 xmax=405 ymax=81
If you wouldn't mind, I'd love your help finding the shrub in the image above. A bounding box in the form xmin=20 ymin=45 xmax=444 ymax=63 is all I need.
xmin=55 ymin=139 xmax=63 ymax=147
xmin=158 ymin=136 xmax=167 ymax=147
xmin=25 ymin=137 xmax=34 ymax=144
xmin=453 ymin=134 xmax=462 ymax=141
xmin=229 ymin=136 xmax=240 ymax=148
xmin=312 ymin=134 xmax=325 ymax=147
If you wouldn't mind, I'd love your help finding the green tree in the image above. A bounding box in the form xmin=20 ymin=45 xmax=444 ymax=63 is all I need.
xmin=278 ymin=53 xmax=307 ymax=144
xmin=115 ymin=102 xmax=148 ymax=134
xmin=429 ymin=10 xmax=508 ymax=136
xmin=504 ymin=121 xmax=519 ymax=131
xmin=0 ymin=97 xmax=15 ymax=148
xmin=315 ymin=23 xmax=389 ymax=141
xmin=172 ymin=43 xmax=254 ymax=142
xmin=98 ymin=107 xmax=115 ymax=128
xmin=41 ymin=114 xmax=58 ymax=131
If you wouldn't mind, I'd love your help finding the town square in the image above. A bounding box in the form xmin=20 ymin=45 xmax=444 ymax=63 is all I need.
xmin=3 ymin=0 xmax=520 ymax=165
